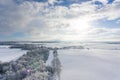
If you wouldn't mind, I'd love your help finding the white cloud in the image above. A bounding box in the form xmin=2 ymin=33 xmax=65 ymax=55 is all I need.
xmin=47 ymin=0 xmax=63 ymax=5
xmin=92 ymin=0 xmax=108 ymax=4
xmin=0 ymin=0 xmax=120 ymax=41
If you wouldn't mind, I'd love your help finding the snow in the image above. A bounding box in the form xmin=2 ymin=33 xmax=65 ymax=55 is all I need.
xmin=44 ymin=42 xmax=120 ymax=50
xmin=1 ymin=43 xmax=120 ymax=80
xmin=44 ymin=42 xmax=84 ymax=48
xmin=0 ymin=45 xmax=27 ymax=62
xmin=0 ymin=45 xmax=10 ymax=48
xmin=83 ymin=42 xmax=120 ymax=50
xmin=46 ymin=51 xmax=54 ymax=66
xmin=56 ymin=43 xmax=120 ymax=80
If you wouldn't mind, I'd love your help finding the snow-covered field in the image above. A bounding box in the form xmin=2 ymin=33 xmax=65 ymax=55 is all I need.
xmin=1 ymin=42 xmax=120 ymax=80
xmin=0 ymin=45 xmax=27 ymax=62
xmin=55 ymin=43 xmax=120 ymax=80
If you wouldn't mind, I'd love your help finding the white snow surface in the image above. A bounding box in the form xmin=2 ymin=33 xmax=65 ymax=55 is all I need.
xmin=44 ymin=42 xmax=84 ymax=48
xmin=46 ymin=50 xmax=54 ymax=66
xmin=44 ymin=42 xmax=120 ymax=50
xmin=45 ymin=42 xmax=120 ymax=80
xmin=57 ymin=46 xmax=120 ymax=80
xmin=1 ymin=43 xmax=120 ymax=80
xmin=0 ymin=45 xmax=27 ymax=62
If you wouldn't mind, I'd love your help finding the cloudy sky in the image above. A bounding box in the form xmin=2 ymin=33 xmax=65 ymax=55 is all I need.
xmin=0 ymin=0 xmax=120 ymax=41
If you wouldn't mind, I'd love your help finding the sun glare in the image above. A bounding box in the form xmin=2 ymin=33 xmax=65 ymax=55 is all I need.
xmin=69 ymin=18 xmax=92 ymax=33
xmin=61 ymin=18 xmax=93 ymax=41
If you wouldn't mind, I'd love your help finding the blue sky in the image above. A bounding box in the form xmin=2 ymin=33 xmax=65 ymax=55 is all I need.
xmin=0 ymin=0 xmax=120 ymax=41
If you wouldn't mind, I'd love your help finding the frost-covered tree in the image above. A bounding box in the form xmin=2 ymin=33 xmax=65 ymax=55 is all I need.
xmin=52 ymin=50 xmax=61 ymax=80
xmin=0 ymin=44 xmax=50 ymax=80
xmin=23 ymin=71 xmax=48 ymax=80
